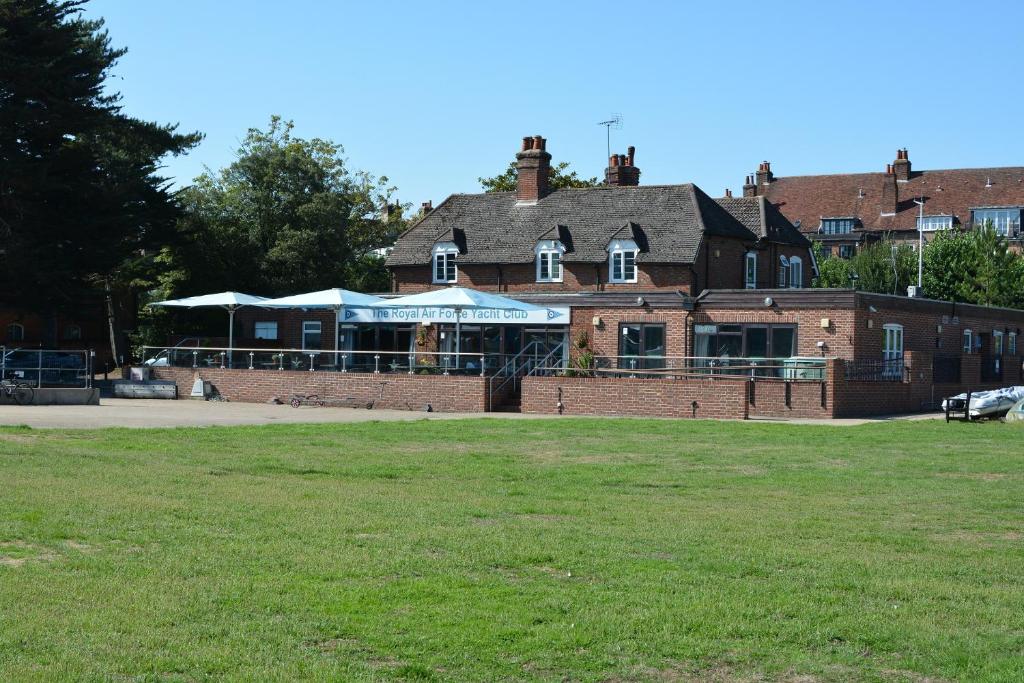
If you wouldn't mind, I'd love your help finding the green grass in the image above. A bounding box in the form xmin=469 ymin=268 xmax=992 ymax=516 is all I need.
xmin=1 ymin=419 xmax=1022 ymax=682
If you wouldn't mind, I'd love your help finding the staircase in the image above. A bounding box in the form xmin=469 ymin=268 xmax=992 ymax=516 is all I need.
xmin=488 ymin=342 xmax=564 ymax=413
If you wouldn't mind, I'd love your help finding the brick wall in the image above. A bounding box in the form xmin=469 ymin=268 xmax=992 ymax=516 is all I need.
xmin=151 ymin=366 xmax=488 ymax=413
xmin=521 ymin=375 xmax=749 ymax=420
xmin=692 ymin=307 xmax=855 ymax=357
xmin=568 ymin=307 xmax=689 ymax=359
xmin=390 ymin=263 xmax=696 ymax=294
xmin=747 ymin=378 xmax=833 ymax=419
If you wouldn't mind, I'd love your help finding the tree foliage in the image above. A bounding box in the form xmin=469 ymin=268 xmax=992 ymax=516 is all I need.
xmin=814 ymin=227 xmax=1024 ymax=308
xmin=0 ymin=0 xmax=200 ymax=314
xmin=161 ymin=117 xmax=404 ymax=301
xmin=479 ymin=161 xmax=599 ymax=193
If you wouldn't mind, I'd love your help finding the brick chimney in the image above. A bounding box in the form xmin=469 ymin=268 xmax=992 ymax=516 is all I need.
xmin=605 ymin=146 xmax=640 ymax=186
xmin=742 ymin=174 xmax=757 ymax=197
xmin=881 ymin=164 xmax=898 ymax=215
xmin=893 ymin=148 xmax=911 ymax=182
xmin=755 ymin=160 xmax=774 ymax=186
xmin=724 ymin=188 xmax=733 ymax=198
xmin=420 ymin=200 xmax=432 ymax=214
xmin=516 ymin=135 xmax=551 ymax=203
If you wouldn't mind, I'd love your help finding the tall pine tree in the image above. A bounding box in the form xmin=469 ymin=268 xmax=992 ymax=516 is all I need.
xmin=0 ymin=0 xmax=200 ymax=358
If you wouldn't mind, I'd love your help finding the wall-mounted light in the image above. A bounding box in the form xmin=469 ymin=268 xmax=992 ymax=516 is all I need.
xmin=636 ymin=296 xmax=646 ymax=306
xmin=763 ymin=296 xmax=774 ymax=307
xmin=592 ymin=315 xmax=602 ymax=327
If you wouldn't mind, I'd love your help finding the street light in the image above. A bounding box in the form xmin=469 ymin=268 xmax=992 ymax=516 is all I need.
xmin=912 ymin=197 xmax=925 ymax=293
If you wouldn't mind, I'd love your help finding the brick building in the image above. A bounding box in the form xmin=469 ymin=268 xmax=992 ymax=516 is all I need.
xmin=160 ymin=136 xmax=1024 ymax=419
xmin=740 ymin=150 xmax=1024 ymax=257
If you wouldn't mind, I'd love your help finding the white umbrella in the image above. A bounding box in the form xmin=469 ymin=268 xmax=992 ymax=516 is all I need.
xmin=257 ymin=288 xmax=384 ymax=353
xmin=149 ymin=291 xmax=268 ymax=363
xmin=377 ymin=287 xmax=545 ymax=363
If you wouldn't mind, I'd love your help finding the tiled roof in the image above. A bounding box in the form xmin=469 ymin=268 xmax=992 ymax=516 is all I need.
xmin=762 ymin=166 xmax=1024 ymax=234
xmin=716 ymin=195 xmax=811 ymax=246
xmin=387 ymin=184 xmax=806 ymax=267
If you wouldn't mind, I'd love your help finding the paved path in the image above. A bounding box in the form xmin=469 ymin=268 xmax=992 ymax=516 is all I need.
xmin=0 ymin=398 xmax=945 ymax=429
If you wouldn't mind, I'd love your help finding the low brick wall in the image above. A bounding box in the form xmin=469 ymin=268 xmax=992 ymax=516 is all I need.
xmin=151 ymin=367 xmax=488 ymax=413
xmin=747 ymin=379 xmax=832 ymax=419
xmin=521 ymin=375 xmax=749 ymax=420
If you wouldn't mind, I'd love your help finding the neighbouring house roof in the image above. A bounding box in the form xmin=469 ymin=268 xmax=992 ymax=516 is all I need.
xmin=716 ymin=195 xmax=811 ymax=246
xmin=387 ymin=184 xmax=807 ymax=267
xmin=762 ymin=166 xmax=1024 ymax=235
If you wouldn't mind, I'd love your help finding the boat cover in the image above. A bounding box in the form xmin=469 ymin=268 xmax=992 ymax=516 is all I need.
xmin=941 ymin=386 xmax=1024 ymax=418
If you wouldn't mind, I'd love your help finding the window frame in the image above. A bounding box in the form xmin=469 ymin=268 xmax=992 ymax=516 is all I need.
xmin=535 ymin=240 xmax=565 ymax=283
xmin=994 ymin=330 xmax=1004 ymax=355
xmin=63 ymin=324 xmax=82 ymax=341
xmin=608 ymin=239 xmax=639 ymax=284
xmin=917 ymin=215 xmax=953 ymax=232
xmin=618 ymin=322 xmax=666 ymax=371
xmin=254 ymin=321 xmax=279 ymax=340
xmin=6 ymin=323 xmax=25 ymax=342
xmin=788 ymin=256 xmax=803 ymax=288
xmin=432 ymin=242 xmax=458 ymax=284
xmin=1010 ymin=332 xmax=1018 ymax=356
xmin=302 ymin=321 xmax=322 ymax=351
xmin=820 ymin=218 xmax=856 ymax=235
xmin=744 ymin=251 xmax=757 ymax=289
xmin=777 ymin=255 xmax=790 ymax=288
xmin=971 ymin=207 xmax=1022 ymax=238
xmin=963 ymin=329 xmax=973 ymax=354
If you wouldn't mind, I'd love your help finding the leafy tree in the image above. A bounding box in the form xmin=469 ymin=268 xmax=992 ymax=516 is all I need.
xmin=0 ymin=0 xmax=200 ymax=357
xmin=161 ymin=117 xmax=404 ymax=303
xmin=813 ymin=240 xmax=916 ymax=295
xmin=479 ymin=161 xmax=599 ymax=192
xmin=923 ymin=226 xmax=1024 ymax=307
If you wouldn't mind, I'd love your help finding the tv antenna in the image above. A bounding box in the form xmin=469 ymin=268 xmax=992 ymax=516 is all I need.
xmin=597 ymin=114 xmax=623 ymax=161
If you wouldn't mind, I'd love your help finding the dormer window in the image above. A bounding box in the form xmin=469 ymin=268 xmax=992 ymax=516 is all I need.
xmin=535 ymin=240 xmax=564 ymax=283
xmin=608 ymin=239 xmax=638 ymax=283
xmin=918 ymin=215 xmax=953 ymax=232
xmin=432 ymin=242 xmax=458 ymax=283
xmin=820 ymin=218 xmax=857 ymax=235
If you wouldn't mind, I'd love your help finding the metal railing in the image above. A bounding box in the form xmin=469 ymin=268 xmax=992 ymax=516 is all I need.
xmin=844 ymin=358 xmax=907 ymax=382
xmin=1 ymin=347 xmax=93 ymax=389
xmin=141 ymin=346 xmax=492 ymax=376
xmin=487 ymin=342 xmax=566 ymax=410
xmin=534 ymin=355 xmax=829 ymax=381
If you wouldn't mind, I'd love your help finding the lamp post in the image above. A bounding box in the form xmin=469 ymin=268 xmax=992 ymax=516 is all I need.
xmin=913 ymin=197 xmax=925 ymax=292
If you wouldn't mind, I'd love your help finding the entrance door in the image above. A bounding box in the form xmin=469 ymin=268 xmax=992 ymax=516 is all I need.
xmin=882 ymin=324 xmax=903 ymax=378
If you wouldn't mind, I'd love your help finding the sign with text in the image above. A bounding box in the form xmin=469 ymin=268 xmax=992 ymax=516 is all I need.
xmin=342 ymin=306 xmax=570 ymax=325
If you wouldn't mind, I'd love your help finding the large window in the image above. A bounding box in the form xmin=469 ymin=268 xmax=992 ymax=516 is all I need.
xmin=971 ymin=208 xmax=1021 ymax=237
xmin=789 ymin=256 xmax=803 ymax=288
xmin=1010 ymin=332 xmax=1018 ymax=356
xmin=838 ymin=245 xmax=855 ymax=259
xmin=608 ymin=239 xmax=638 ymax=283
xmin=694 ymin=323 xmax=797 ymax=375
xmin=883 ymin=324 xmax=904 ymax=378
xmin=535 ymin=240 xmax=564 ymax=283
xmin=619 ymin=323 xmax=665 ymax=371
xmin=777 ymin=256 xmax=789 ymax=287
xmin=6 ymin=323 xmax=24 ymax=342
xmin=918 ymin=215 xmax=953 ymax=232
xmin=820 ymin=218 xmax=857 ymax=235
xmin=254 ymin=321 xmax=278 ymax=340
xmin=744 ymin=252 xmax=757 ymax=289
xmin=302 ymin=321 xmax=322 ymax=350
xmin=432 ymin=242 xmax=458 ymax=283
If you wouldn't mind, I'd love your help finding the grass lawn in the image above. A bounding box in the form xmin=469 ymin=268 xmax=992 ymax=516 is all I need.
xmin=1 ymin=419 xmax=1022 ymax=682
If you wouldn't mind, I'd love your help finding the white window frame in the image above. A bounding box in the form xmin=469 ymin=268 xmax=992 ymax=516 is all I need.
xmin=838 ymin=245 xmax=855 ymax=259
xmin=6 ymin=323 xmax=24 ymax=342
xmin=962 ymin=329 xmax=973 ymax=354
xmin=432 ymin=242 xmax=458 ymax=284
xmin=789 ymin=256 xmax=803 ymax=288
xmin=1010 ymin=332 xmax=1017 ymax=356
xmin=535 ymin=240 xmax=564 ymax=283
xmin=254 ymin=321 xmax=278 ymax=340
xmin=917 ymin=215 xmax=953 ymax=232
xmin=744 ymin=251 xmax=757 ymax=289
xmin=608 ymin=239 xmax=639 ymax=284
xmin=777 ymin=255 xmax=790 ymax=288
xmin=302 ymin=321 xmax=322 ymax=350
xmin=883 ymin=323 xmax=904 ymax=378
xmin=994 ymin=330 xmax=1004 ymax=355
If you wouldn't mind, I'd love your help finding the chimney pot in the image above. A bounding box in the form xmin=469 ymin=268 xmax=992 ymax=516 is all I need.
xmin=605 ymin=147 xmax=641 ymax=186
xmin=533 ymin=135 xmax=544 ymax=151
xmin=626 ymin=146 xmax=635 ymax=166
xmin=609 ymin=155 xmax=618 ymax=167
xmin=421 ymin=200 xmax=432 ymax=213
xmin=515 ymin=134 xmax=552 ymax=202
xmin=522 ymin=137 xmax=532 ymax=151
xmin=725 ymin=188 xmax=733 ymax=198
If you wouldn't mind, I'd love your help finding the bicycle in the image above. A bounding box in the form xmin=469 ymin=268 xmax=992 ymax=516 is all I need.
xmin=1 ymin=378 xmax=34 ymax=406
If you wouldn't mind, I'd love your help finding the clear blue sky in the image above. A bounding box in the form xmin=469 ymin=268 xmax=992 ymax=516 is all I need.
xmin=87 ymin=0 xmax=1024 ymax=207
